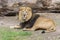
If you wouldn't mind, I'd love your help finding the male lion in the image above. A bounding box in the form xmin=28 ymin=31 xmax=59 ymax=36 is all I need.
xmin=23 ymin=16 xmax=56 ymax=33
xmin=11 ymin=6 xmax=56 ymax=33
xmin=10 ymin=6 xmax=32 ymax=28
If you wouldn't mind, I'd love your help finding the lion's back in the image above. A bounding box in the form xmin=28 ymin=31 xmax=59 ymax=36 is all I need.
xmin=33 ymin=17 xmax=56 ymax=29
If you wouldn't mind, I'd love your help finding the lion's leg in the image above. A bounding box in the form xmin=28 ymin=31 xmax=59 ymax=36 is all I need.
xmin=23 ymin=26 xmax=37 ymax=31
xmin=13 ymin=25 xmax=22 ymax=29
xmin=10 ymin=24 xmax=22 ymax=29
xmin=23 ymin=28 xmax=35 ymax=31
xmin=49 ymin=26 xmax=56 ymax=32
xmin=45 ymin=26 xmax=56 ymax=33
xmin=45 ymin=29 xmax=51 ymax=33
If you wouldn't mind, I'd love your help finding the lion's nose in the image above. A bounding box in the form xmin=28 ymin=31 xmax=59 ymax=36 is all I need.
xmin=22 ymin=11 xmax=27 ymax=19
xmin=23 ymin=11 xmax=27 ymax=15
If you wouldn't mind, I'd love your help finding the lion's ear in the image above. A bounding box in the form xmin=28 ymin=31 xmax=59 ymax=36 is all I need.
xmin=27 ymin=7 xmax=32 ymax=11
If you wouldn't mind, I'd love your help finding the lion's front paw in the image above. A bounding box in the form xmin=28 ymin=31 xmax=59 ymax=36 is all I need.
xmin=10 ymin=25 xmax=21 ymax=29
xmin=10 ymin=25 xmax=15 ymax=28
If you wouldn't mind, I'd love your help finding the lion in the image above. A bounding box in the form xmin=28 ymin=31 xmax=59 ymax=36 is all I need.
xmin=11 ymin=6 xmax=56 ymax=33
xmin=23 ymin=16 xmax=56 ymax=33
xmin=10 ymin=6 xmax=32 ymax=28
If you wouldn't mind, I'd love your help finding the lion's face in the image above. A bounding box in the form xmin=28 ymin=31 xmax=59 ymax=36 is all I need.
xmin=19 ymin=7 xmax=32 ymax=23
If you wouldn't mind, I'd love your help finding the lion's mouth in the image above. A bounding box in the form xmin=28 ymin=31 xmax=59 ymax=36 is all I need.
xmin=21 ymin=11 xmax=28 ymax=22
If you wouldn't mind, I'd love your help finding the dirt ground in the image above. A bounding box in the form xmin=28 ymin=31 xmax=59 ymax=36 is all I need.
xmin=0 ymin=13 xmax=60 ymax=40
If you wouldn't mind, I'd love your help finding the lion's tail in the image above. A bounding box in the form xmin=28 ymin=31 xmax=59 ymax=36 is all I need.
xmin=41 ymin=30 xmax=45 ymax=33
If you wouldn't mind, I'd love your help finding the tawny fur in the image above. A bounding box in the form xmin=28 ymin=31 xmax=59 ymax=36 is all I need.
xmin=11 ymin=6 xmax=56 ymax=32
xmin=23 ymin=16 xmax=56 ymax=32
xmin=19 ymin=6 xmax=32 ymax=22
xmin=11 ymin=6 xmax=32 ymax=28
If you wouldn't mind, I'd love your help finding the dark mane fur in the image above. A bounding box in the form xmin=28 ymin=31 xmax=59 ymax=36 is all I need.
xmin=20 ymin=14 xmax=40 ymax=28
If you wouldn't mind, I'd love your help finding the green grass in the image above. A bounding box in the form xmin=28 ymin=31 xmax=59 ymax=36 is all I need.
xmin=0 ymin=27 xmax=32 ymax=40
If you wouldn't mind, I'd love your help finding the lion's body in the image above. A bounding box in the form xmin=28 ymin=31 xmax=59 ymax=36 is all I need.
xmin=11 ymin=6 xmax=56 ymax=33
xmin=23 ymin=16 xmax=56 ymax=32
xmin=11 ymin=6 xmax=32 ymax=29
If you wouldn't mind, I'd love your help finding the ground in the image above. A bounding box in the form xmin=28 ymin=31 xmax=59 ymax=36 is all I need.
xmin=0 ymin=13 xmax=60 ymax=40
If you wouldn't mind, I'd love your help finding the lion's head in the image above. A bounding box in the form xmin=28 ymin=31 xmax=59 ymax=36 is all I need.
xmin=19 ymin=6 xmax=32 ymax=23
